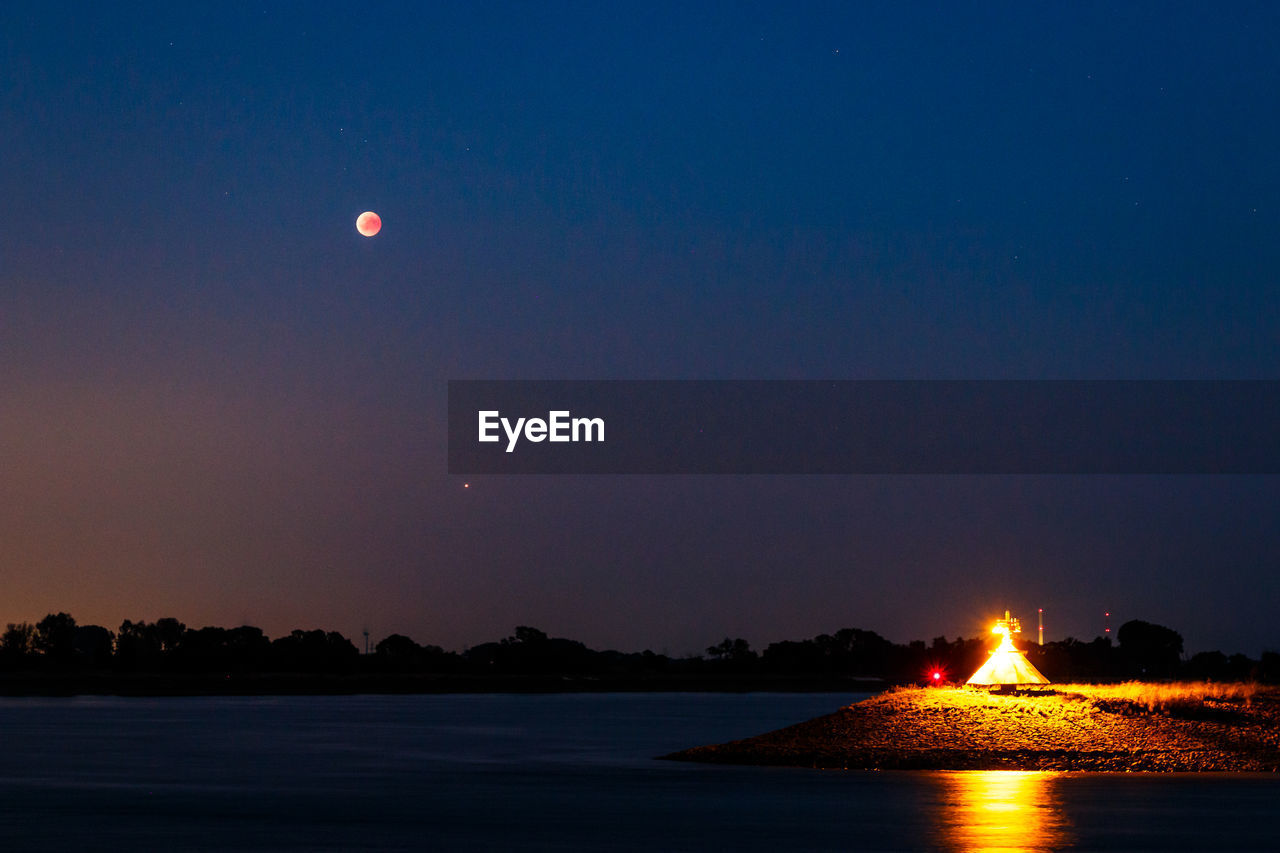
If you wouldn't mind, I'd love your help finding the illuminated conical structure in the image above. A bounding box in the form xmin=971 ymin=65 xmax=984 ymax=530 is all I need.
xmin=967 ymin=611 xmax=1050 ymax=687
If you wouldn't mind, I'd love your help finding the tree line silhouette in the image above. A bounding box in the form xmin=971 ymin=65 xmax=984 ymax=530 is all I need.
xmin=1 ymin=612 xmax=1276 ymax=686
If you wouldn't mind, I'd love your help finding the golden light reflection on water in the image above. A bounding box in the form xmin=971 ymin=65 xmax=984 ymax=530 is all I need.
xmin=935 ymin=771 xmax=1072 ymax=853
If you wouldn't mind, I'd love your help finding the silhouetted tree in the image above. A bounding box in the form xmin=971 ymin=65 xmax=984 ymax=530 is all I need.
xmin=1260 ymin=651 xmax=1280 ymax=684
xmin=1186 ymin=650 xmax=1229 ymax=680
xmin=1029 ymin=635 xmax=1120 ymax=682
xmin=117 ymin=619 xmax=163 ymax=669
xmin=155 ymin=617 xmax=187 ymax=653
xmin=0 ymin=623 xmax=35 ymax=666
xmin=73 ymin=625 xmax=115 ymax=667
xmin=706 ymin=637 xmax=756 ymax=664
xmin=0 ymin=609 xmax=1262 ymax=685
xmin=115 ymin=618 xmax=185 ymax=668
xmin=34 ymin=612 xmax=78 ymax=663
xmin=511 ymin=626 xmax=548 ymax=645
xmin=760 ymin=639 xmax=818 ymax=671
xmin=270 ymin=629 xmax=359 ymax=672
xmin=825 ymin=628 xmax=896 ymax=675
xmin=369 ymin=634 xmax=456 ymax=672
xmin=1117 ymin=619 xmax=1183 ymax=678
xmin=176 ymin=626 xmax=230 ymax=669
xmin=1227 ymin=653 xmax=1256 ymax=681
xmin=375 ymin=633 xmax=423 ymax=666
xmin=467 ymin=627 xmax=599 ymax=673
xmin=224 ymin=626 xmax=271 ymax=669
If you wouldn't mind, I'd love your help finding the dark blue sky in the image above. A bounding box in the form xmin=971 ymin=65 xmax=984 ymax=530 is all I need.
xmin=3 ymin=3 xmax=1278 ymax=655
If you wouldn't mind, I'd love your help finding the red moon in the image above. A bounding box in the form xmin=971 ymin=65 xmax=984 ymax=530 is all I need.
xmin=356 ymin=211 xmax=382 ymax=237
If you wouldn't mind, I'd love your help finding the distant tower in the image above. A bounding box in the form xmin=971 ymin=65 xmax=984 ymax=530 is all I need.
xmin=1038 ymin=608 xmax=1044 ymax=646
xmin=363 ymin=628 xmax=370 ymax=655
xmin=1104 ymin=611 xmax=1111 ymax=637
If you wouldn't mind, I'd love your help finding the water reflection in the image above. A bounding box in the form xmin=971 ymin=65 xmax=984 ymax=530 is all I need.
xmin=935 ymin=771 xmax=1072 ymax=852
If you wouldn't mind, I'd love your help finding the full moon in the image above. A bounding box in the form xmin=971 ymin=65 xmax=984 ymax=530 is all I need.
xmin=356 ymin=211 xmax=381 ymax=237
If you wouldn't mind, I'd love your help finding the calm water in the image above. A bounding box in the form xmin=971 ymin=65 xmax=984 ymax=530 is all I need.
xmin=0 ymin=692 xmax=1276 ymax=851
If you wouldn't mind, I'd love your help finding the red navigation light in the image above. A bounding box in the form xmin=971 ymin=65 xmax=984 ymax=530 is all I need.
xmin=923 ymin=662 xmax=948 ymax=685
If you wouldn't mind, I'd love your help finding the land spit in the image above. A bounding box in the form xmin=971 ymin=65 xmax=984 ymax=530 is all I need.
xmin=664 ymin=683 xmax=1280 ymax=771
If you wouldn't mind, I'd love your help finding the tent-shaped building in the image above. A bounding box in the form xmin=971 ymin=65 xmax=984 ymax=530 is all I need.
xmin=967 ymin=611 xmax=1050 ymax=688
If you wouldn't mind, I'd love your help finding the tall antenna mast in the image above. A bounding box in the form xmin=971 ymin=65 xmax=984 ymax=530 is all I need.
xmin=1038 ymin=608 xmax=1043 ymax=646
xmin=1104 ymin=611 xmax=1111 ymax=638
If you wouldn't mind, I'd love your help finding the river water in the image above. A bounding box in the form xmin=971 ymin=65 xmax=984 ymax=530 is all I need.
xmin=0 ymin=692 xmax=1275 ymax=851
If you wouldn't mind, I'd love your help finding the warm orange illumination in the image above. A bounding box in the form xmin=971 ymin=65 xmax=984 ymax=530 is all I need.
xmin=991 ymin=619 xmax=1018 ymax=652
xmin=935 ymin=771 xmax=1071 ymax=852
xmin=967 ymin=611 xmax=1050 ymax=687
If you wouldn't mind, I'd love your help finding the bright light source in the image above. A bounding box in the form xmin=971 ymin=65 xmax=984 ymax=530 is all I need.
xmin=967 ymin=610 xmax=1051 ymax=687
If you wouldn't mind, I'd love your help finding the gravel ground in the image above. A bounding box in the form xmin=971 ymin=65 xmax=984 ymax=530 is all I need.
xmin=663 ymin=685 xmax=1280 ymax=771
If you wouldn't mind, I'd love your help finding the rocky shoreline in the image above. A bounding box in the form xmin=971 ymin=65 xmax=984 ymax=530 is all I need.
xmin=664 ymin=684 xmax=1280 ymax=772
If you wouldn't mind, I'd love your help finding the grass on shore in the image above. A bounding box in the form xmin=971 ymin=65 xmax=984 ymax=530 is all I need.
xmin=882 ymin=680 xmax=1264 ymax=718
xmin=1050 ymin=681 xmax=1257 ymax=712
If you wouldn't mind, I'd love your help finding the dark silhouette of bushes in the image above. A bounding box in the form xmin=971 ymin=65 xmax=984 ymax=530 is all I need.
xmin=1028 ymin=636 xmax=1122 ymax=682
xmin=0 ymin=611 xmax=1274 ymax=686
xmin=1117 ymin=619 xmax=1184 ymax=679
xmin=0 ymin=623 xmax=35 ymax=664
xmin=465 ymin=626 xmax=601 ymax=674
xmin=707 ymin=638 xmax=757 ymax=666
xmin=34 ymin=612 xmax=79 ymax=664
xmin=373 ymin=634 xmax=455 ymax=672
xmin=73 ymin=625 xmax=115 ymax=668
xmin=270 ymin=630 xmax=360 ymax=672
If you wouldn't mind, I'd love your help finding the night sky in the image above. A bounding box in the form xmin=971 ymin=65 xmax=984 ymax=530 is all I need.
xmin=4 ymin=3 xmax=1279 ymax=657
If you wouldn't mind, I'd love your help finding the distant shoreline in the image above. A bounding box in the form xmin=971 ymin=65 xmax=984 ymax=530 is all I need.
xmin=0 ymin=672 xmax=886 ymax=697
xmin=664 ymin=683 xmax=1280 ymax=772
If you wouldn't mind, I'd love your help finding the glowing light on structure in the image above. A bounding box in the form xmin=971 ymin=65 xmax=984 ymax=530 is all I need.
xmin=966 ymin=610 xmax=1050 ymax=688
